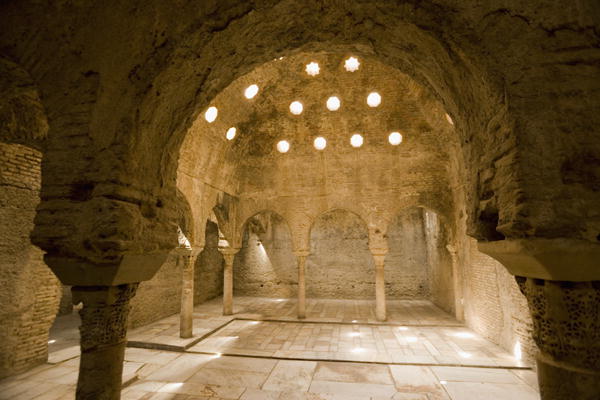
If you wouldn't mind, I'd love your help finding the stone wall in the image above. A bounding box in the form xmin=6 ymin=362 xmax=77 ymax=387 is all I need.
xmin=385 ymin=208 xmax=431 ymax=299
xmin=129 ymin=254 xmax=182 ymax=328
xmin=462 ymin=237 xmax=537 ymax=364
xmin=129 ymin=220 xmax=224 ymax=328
xmin=234 ymin=213 xmax=296 ymax=297
xmin=195 ymin=221 xmax=224 ymax=305
xmin=0 ymin=142 xmax=60 ymax=378
xmin=234 ymin=208 xmax=457 ymax=303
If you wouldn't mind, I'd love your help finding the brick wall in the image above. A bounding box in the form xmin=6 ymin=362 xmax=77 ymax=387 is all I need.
xmin=462 ymin=237 xmax=537 ymax=364
xmin=0 ymin=142 xmax=61 ymax=379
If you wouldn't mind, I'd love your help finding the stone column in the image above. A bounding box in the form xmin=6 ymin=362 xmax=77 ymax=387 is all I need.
xmin=446 ymin=244 xmax=464 ymax=321
xmin=179 ymin=247 xmax=202 ymax=338
xmin=370 ymin=249 xmax=388 ymax=322
xmin=516 ymin=278 xmax=600 ymax=400
xmin=219 ymin=247 xmax=239 ymax=316
xmin=479 ymin=238 xmax=600 ymax=400
xmin=72 ymin=284 xmax=138 ymax=400
xmin=294 ymin=250 xmax=310 ymax=319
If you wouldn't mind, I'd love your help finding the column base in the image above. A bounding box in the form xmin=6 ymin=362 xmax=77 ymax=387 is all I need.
xmin=537 ymin=353 xmax=600 ymax=400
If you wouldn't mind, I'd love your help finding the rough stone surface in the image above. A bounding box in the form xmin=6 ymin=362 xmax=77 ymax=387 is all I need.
xmin=0 ymin=2 xmax=599 ymax=398
xmin=0 ymin=142 xmax=60 ymax=379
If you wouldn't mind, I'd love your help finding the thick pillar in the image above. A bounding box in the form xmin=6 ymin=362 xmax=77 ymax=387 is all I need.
xmin=179 ymin=247 xmax=202 ymax=338
xmin=219 ymin=248 xmax=239 ymax=316
xmin=72 ymin=284 xmax=138 ymax=400
xmin=370 ymin=250 xmax=388 ymax=322
xmin=479 ymin=238 xmax=600 ymax=400
xmin=294 ymin=250 xmax=310 ymax=319
xmin=516 ymin=278 xmax=600 ymax=400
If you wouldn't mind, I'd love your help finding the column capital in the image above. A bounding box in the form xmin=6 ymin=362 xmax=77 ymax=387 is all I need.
xmin=478 ymin=238 xmax=600 ymax=281
xmin=173 ymin=246 xmax=204 ymax=257
xmin=218 ymin=247 xmax=241 ymax=256
xmin=369 ymin=247 xmax=388 ymax=257
xmin=293 ymin=249 xmax=310 ymax=257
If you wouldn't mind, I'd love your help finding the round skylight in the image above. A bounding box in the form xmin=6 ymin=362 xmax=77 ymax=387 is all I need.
xmin=326 ymin=96 xmax=341 ymax=111
xmin=389 ymin=132 xmax=402 ymax=145
xmin=367 ymin=92 xmax=381 ymax=107
xmin=344 ymin=56 xmax=360 ymax=72
xmin=445 ymin=113 xmax=454 ymax=125
xmin=290 ymin=101 xmax=303 ymax=115
xmin=204 ymin=106 xmax=218 ymax=123
xmin=226 ymin=127 xmax=237 ymax=141
xmin=350 ymin=134 xmax=364 ymax=148
xmin=314 ymin=136 xmax=327 ymax=150
xmin=277 ymin=140 xmax=290 ymax=153
xmin=305 ymin=62 xmax=320 ymax=76
xmin=244 ymin=84 xmax=259 ymax=99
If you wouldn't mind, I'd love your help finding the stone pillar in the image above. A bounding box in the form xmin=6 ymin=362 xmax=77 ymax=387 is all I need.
xmin=516 ymin=278 xmax=600 ymax=400
xmin=478 ymin=238 xmax=600 ymax=400
xmin=72 ymin=284 xmax=138 ymax=400
xmin=179 ymin=247 xmax=202 ymax=338
xmin=370 ymin=250 xmax=388 ymax=322
xmin=294 ymin=250 xmax=310 ymax=319
xmin=446 ymin=244 xmax=464 ymax=321
xmin=219 ymin=248 xmax=239 ymax=316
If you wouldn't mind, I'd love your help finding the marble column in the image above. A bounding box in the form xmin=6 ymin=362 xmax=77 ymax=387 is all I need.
xmin=72 ymin=284 xmax=138 ymax=400
xmin=179 ymin=247 xmax=202 ymax=338
xmin=294 ymin=250 xmax=310 ymax=319
xmin=219 ymin=247 xmax=239 ymax=316
xmin=479 ymin=238 xmax=600 ymax=400
xmin=370 ymin=249 xmax=388 ymax=322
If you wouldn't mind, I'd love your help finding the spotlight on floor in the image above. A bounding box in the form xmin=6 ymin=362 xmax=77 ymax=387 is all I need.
xmin=453 ymin=332 xmax=475 ymax=339
xmin=47 ymin=339 xmax=56 ymax=344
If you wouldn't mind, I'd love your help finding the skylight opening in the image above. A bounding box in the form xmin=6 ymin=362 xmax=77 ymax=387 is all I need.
xmin=244 ymin=84 xmax=259 ymax=99
xmin=226 ymin=127 xmax=237 ymax=141
xmin=204 ymin=106 xmax=218 ymax=123
xmin=326 ymin=96 xmax=341 ymax=111
xmin=314 ymin=136 xmax=327 ymax=150
xmin=277 ymin=140 xmax=290 ymax=153
xmin=290 ymin=101 xmax=303 ymax=115
xmin=367 ymin=92 xmax=381 ymax=107
xmin=389 ymin=131 xmax=402 ymax=145
xmin=350 ymin=134 xmax=364 ymax=148
xmin=305 ymin=62 xmax=320 ymax=76
xmin=344 ymin=56 xmax=360 ymax=72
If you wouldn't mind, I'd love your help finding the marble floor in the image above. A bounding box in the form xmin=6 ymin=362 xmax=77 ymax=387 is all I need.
xmin=0 ymin=297 xmax=540 ymax=400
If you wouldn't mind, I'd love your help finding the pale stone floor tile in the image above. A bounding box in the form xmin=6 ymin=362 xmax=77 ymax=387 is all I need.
xmin=262 ymin=360 xmax=317 ymax=392
xmin=313 ymin=361 xmax=393 ymax=384
xmin=430 ymin=366 xmax=521 ymax=384
xmin=240 ymin=388 xmax=282 ymax=400
xmin=158 ymin=381 xmax=244 ymax=399
xmin=145 ymin=354 xmax=215 ymax=382
xmin=442 ymin=381 xmax=540 ymax=400
xmin=309 ymin=380 xmax=397 ymax=398
xmin=203 ymin=356 xmax=277 ymax=373
xmin=187 ymin=367 xmax=270 ymax=389
xmin=389 ymin=365 xmax=444 ymax=392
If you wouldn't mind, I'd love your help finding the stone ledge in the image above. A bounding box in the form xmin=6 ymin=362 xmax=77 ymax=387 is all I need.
xmin=478 ymin=239 xmax=600 ymax=281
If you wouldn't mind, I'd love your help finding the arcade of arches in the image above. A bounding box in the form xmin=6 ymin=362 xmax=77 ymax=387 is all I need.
xmin=0 ymin=1 xmax=599 ymax=400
